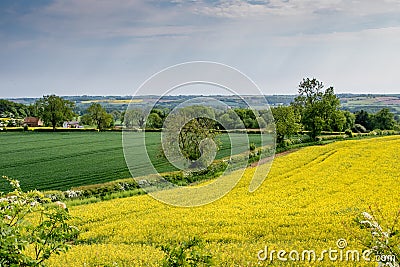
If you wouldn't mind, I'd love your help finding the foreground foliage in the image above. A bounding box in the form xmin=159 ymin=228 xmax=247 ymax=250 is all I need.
xmin=0 ymin=177 xmax=79 ymax=266
xmin=354 ymin=207 xmax=400 ymax=266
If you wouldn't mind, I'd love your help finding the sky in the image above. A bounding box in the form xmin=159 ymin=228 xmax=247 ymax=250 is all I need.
xmin=1 ymin=0 xmax=400 ymax=98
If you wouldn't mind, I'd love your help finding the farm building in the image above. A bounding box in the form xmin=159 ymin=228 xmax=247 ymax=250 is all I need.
xmin=63 ymin=121 xmax=82 ymax=128
xmin=23 ymin=117 xmax=43 ymax=127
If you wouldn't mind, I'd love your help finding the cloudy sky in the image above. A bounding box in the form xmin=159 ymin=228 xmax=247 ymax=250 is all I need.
xmin=1 ymin=0 xmax=400 ymax=98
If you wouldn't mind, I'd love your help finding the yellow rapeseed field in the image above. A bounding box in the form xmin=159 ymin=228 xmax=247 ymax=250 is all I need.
xmin=48 ymin=136 xmax=400 ymax=266
xmin=81 ymin=99 xmax=142 ymax=104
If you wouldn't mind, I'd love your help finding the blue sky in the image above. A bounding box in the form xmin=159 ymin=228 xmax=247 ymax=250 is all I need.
xmin=1 ymin=0 xmax=400 ymax=97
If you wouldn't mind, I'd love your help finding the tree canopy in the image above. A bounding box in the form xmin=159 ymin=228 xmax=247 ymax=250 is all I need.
xmin=122 ymin=108 xmax=147 ymax=129
xmin=162 ymin=106 xmax=219 ymax=169
xmin=293 ymin=78 xmax=343 ymax=139
xmin=81 ymin=103 xmax=113 ymax=130
xmin=0 ymin=99 xmax=31 ymax=118
xmin=271 ymin=106 xmax=300 ymax=144
xmin=35 ymin=95 xmax=75 ymax=131
xmin=373 ymin=108 xmax=396 ymax=130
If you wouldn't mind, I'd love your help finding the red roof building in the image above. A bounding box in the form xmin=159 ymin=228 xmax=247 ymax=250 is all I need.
xmin=23 ymin=117 xmax=43 ymax=127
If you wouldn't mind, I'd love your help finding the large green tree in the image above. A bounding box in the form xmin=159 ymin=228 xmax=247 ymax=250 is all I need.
xmin=234 ymin=108 xmax=260 ymax=129
xmin=122 ymin=108 xmax=146 ymax=129
xmin=146 ymin=112 xmax=163 ymax=129
xmin=36 ymin=95 xmax=75 ymax=131
xmin=218 ymin=109 xmax=244 ymax=130
xmin=293 ymin=78 xmax=342 ymax=139
xmin=163 ymin=106 xmax=219 ymax=169
xmin=271 ymin=106 xmax=301 ymax=144
xmin=373 ymin=108 xmax=396 ymax=130
xmin=342 ymin=110 xmax=356 ymax=131
xmin=355 ymin=110 xmax=373 ymax=130
xmin=81 ymin=103 xmax=113 ymax=130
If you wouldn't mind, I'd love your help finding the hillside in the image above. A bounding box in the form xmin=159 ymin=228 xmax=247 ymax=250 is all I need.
xmin=6 ymin=94 xmax=400 ymax=116
xmin=48 ymin=136 xmax=400 ymax=266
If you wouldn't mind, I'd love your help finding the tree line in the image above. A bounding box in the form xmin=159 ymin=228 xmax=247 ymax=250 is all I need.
xmin=0 ymin=78 xmax=398 ymax=139
xmin=0 ymin=96 xmax=115 ymax=131
xmin=121 ymin=78 xmax=398 ymax=144
xmin=273 ymin=78 xmax=398 ymax=144
xmin=0 ymin=99 xmax=32 ymax=119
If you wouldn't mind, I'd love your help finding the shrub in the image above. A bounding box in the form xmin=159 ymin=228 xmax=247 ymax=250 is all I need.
xmin=353 ymin=124 xmax=367 ymax=133
xmin=249 ymin=143 xmax=256 ymax=152
xmin=71 ymin=179 xmax=139 ymax=198
xmin=44 ymin=190 xmax=66 ymax=201
xmin=345 ymin=129 xmax=353 ymax=137
xmin=1 ymin=127 xmax=24 ymax=132
xmin=289 ymin=135 xmax=312 ymax=145
xmin=161 ymin=161 xmax=228 ymax=186
xmin=0 ymin=176 xmax=79 ymax=266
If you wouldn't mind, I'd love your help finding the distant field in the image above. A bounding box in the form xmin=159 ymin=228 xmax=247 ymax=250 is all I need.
xmin=0 ymin=132 xmax=263 ymax=192
xmin=341 ymin=95 xmax=400 ymax=115
xmin=80 ymin=99 xmax=142 ymax=104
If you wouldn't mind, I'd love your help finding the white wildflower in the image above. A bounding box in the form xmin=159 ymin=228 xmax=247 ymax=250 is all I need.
xmin=372 ymin=221 xmax=383 ymax=231
xmin=65 ymin=190 xmax=78 ymax=198
xmin=382 ymin=231 xmax=389 ymax=238
xmin=372 ymin=231 xmax=380 ymax=237
xmin=362 ymin=212 xmax=373 ymax=220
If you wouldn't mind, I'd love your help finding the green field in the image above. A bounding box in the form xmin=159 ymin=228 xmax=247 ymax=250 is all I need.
xmin=0 ymin=132 xmax=264 ymax=192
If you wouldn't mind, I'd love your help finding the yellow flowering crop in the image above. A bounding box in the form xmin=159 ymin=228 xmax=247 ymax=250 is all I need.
xmin=48 ymin=136 xmax=400 ymax=266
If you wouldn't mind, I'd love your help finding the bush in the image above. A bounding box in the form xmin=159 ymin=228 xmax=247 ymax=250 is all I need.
xmin=344 ymin=129 xmax=353 ymax=137
xmin=289 ymin=135 xmax=312 ymax=145
xmin=353 ymin=124 xmax=367 ymax=133
xmin=161 ymin=161 xmax=228 ymax=186
xmin=249 ymin=143 xmax=256 ymax=152
xmin=248 ymin=149 xmax=260 ymax=164
xmin=32 ymin=128 xmax=99 ymax=132
xmin=316 ymin=135 xmax=346 ymax=141
xmin=0 ymin=176 xmax=79 ymax=266
xmin=282 ymin=139 xmax=292 ymax=147
xmin=373 ymin=129 xmax=382 ymax=135
xmin=44 ymin=190 xmax=66 ymax=201
xmin=0 ymin=127 xmax=24 ymax=132
xmin=71 ymin=178 xmax=139 ymax=198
